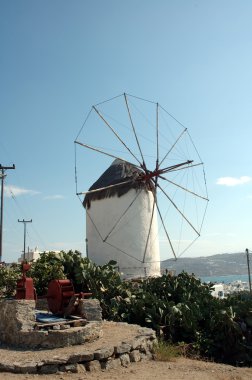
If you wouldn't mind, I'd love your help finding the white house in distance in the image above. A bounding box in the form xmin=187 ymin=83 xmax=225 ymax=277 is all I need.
xmin=211 ymin=283 xmax=225 ymax=299
xmin=18 ymin=246 xmax=41 ymax=263
xmin=18 ymin=247 xmax=60 ymax=263
xmin=83 ymin=159 xmax=161 ymax=279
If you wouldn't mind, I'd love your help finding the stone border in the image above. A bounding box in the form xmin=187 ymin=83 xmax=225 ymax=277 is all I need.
xmin=0 ymin=326 xmax=157 ymax=374
xmin=0 ymin=299 xmax=103 ymax=349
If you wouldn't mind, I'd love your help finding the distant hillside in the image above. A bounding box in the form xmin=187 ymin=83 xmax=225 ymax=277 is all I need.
xmin=162 ymin=252 xmax=249 ymax=277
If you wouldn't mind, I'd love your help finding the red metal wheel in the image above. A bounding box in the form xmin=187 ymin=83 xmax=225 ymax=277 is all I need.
xmin=47 ymin=279 xmax=75 ymax=314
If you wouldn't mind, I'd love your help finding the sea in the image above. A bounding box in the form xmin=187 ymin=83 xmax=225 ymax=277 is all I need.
xmin=200 ymin=274 xmax=250 ymax=284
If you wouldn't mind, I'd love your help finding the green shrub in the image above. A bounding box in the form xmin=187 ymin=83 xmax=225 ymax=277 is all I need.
xmin=0 ymin=263 xmax=21 ymax=297
xmin=153 ymin=339 xmax=181 ymax=361
xmin=2 ymin=251 xmax=252 ymax=366
xmin=28 ymin=251 xmax=66 ymax=295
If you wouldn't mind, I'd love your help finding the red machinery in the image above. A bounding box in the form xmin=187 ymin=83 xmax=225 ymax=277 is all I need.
xmin=46 ymin=279 xmax=92 ymax=315
xmin=16 ymin=263 xmax=36 ymax=300
xmin=16 ymin=267 xmax=92 ymax=315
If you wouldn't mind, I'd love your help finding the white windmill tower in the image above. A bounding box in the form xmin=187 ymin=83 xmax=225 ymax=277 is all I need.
xmin=75 ymin=93 xmax=208 ymax=279
xmin=83 ymin=158 xmax=160 ymax=278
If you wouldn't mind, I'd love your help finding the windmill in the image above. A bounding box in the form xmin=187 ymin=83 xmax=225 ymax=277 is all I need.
xmin=75 ymin=93 xmax=208 ymax=279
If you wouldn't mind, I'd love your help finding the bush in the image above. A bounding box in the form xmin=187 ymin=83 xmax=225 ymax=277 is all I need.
xmin=28 ymin=251 xmax=66 ymax=295
xmin=2 ymin=251 xmax=252 ymax=365
xmin=0 ymin=263 xmax=21 ymax=297
xmin=153 ymin=339 xmax=181 ymax=361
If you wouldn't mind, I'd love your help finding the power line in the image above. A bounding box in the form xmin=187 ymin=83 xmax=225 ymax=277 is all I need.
xmin=18 ymin=219 xmax=32 ymax=261
xmin=9 ymin=189 xmax=47 ymax=251
xmin=0 ymin=164 xmax=15 ymax=262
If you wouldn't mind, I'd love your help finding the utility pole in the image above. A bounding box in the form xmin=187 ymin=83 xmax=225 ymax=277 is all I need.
xmin=245 ymin=248 xmax=252 ymax=294
xmin=18 ymin=219 xmax=32 ymax=261
xmin=0 ymin=164 xmax=15 ymax=262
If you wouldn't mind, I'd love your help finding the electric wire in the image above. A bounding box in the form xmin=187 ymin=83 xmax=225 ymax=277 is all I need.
xmin=103 ymin=188 xmax=143 ymax=242
xmin=124 ymin=93 xmax=146 ymax=170
xmin=93 ymin=105 xmax=142 ymax=167
xmin=7 ymin=185 xmax=47 ymax=251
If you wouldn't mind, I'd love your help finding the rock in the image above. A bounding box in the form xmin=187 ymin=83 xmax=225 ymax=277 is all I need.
xmin=131 ymin=336 xmax=146 ymax=349
xmin=39 ymin=364 xmax=59 ymax=374
xmin=120 ymin=353 xmax=130 ymax=367
xmin=78 ymin=299 xmax=102 ymax=321
xmin=52 ymin=325 xmax=61 ymax=330
xmin=129 ymin=350 xmax=141 ymax=362
xmin=140 ymin=351 xmax=153 ymax=361
xmin=67 ymin=351 xmax=94 ymax=363
xmin=59 ymin=363 xmax=78 ymax=373
xmin=76 ymin=363 xmax=86 ymax=373
xmin=85 ymin=360 xmax=101 ymax=371
xmin=73 ymin=320 xmax=86 ymax=327
xmin=43 ymin=356 xmax=68 ymax=365
xmin=137 ymin=327 xmax=156 ymax=338
xmin=139 ymin=341 xmax=148 ymax=353
xmin=114 ymin=343 xmax=132 ymax=354
xmin=94 ymin=347 xmax=114 ymax=360
xmin=60 ymin=324 xmax=71 ymax=330
xmin=0 ymin=363 xmax=15 ymax=372
xmin=0 ymin=299 xmax=36 ymax=344
xmin=101 ymin=358 xmax=121 ymax=370
xmin=12 ymin=361 xmax=38 ymax=374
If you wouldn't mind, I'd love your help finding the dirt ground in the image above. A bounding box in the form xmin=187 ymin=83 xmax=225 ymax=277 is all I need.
xmin=0 ymin=321 xmax=252 ymax=380
xmin=0 ymin=358 xmax=252 ymax=380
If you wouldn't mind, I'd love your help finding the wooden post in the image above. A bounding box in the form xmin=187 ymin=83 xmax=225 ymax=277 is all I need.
xmin=246 ymin=248 xmax=252 ymax=294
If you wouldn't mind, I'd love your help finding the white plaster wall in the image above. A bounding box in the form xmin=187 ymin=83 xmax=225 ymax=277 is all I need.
xmin=86 ymin=188 xmax=160 ymax=279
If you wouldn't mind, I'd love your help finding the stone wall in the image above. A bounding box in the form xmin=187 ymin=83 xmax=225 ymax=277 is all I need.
xmin=77 ymin=298 xmax=102 ymax=320
xmin=0 ymin=299 xmax=102 ymax=348
xmin=0 ymin=325 xmax=156 ymax=374
xmin=0 ymin=299 xmax=157 ymax=374
xmin=0 ymin=299 xmax=35 ymax=336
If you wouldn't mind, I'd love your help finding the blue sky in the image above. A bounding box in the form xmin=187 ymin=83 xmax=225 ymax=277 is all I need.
xmin=1 ymin=0 xmax=252 ymax=263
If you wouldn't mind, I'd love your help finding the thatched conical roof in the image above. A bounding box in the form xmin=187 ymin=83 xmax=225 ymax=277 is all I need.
xmin=83 ymin=159 xmax=154 ymax=209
